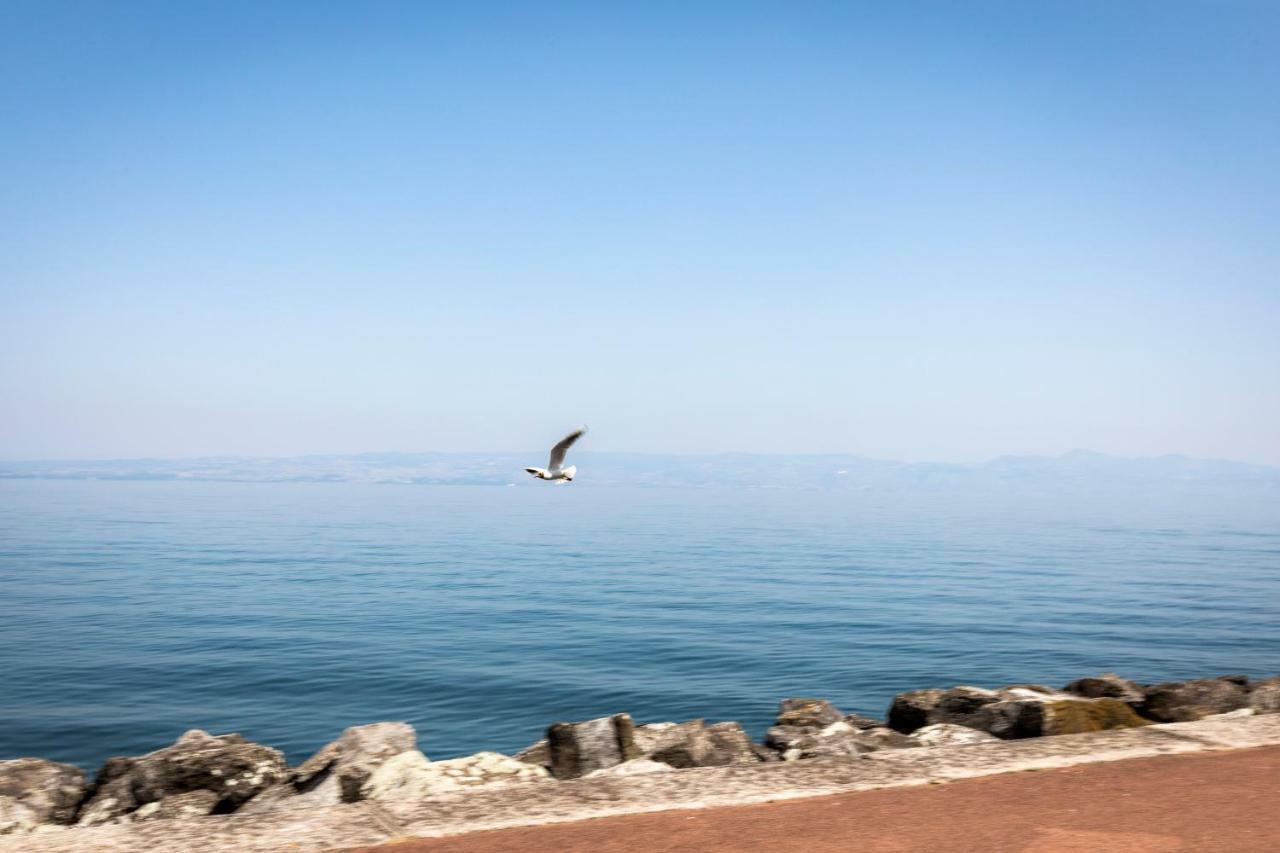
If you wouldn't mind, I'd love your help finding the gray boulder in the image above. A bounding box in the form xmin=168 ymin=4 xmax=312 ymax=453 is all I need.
xmin=843 ymin=714 xmax=885 ymax=730
xmin=240 ymin=721 xmax=416 ymax=813
xmin=547 ymin=714 xmax=639 ymax=779
xmin=1249 ymin=677 xmax=1280 ymax=714
xmin=775 ymin=698 xmax=844 ymax=728
xmin=705 ymin=721 xmax=767 ymax=765
xmin=75 ymin=758 xmax=139 ymax=826
xmin=886 ymin=688 xmax=945 ymax=733
xmin=631 ymin=720 xmax=764 ymax=769
xmin=78 ymin=730 xmax=287 ymax=825
xmin=288 ymin=721 xmax=415 ymax=804
xmin=933 ymin=686 xmax=1003 ymax=728
xmin=1063 ymin=673 xmax=1146 ymax=708
xmin=0 ymin=759 xmax=86 ymax=834
xmin=771 ymin=698 xmax=885 ymax=733
xmin=1144 ymin=678 xmax=1250 ymax=722
xmin=887 ymin=685 xmax=1004 ymax=733
xmin=130 ymin=790 xmax=219 ymax=822
xmin=766 ymin=720 xmax=915 ymax=760
xmin=633 ymin=720 xmax=708 ymax=768
xmin=766 ymin=723 xmax=867 ymax=760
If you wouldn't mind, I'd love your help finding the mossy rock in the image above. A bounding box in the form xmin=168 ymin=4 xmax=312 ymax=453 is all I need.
xmin=1042 ymin=698 xmax=1149 ymax=735
xmin=976 ymin=697 xmax=1151 ymax=738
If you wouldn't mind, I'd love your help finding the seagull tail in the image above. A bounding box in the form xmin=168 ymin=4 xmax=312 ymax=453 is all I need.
xmin=561 ymin=465 xmax=577 ymax=480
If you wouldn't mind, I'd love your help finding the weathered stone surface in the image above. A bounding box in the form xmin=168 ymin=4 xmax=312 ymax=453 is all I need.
xmin=131 ymin=790 xmax=220 ymax=822
xmin=427 ymin=752 xmax=551 ymax=788
xmin=1207 ymin=708 xmax=1255 ymax=719
xmin=630 ymin=720 xmax=763 ymax=769
xmin=292 ymin=722 xmax=415 ymax=803
xmin=765 ymin=720 xmax=900 ymax=761
xmin=0 ymin=800 xmax=40 ymax=836
xmin=547 ymin=714 xmax=639 ymax=779
xmin=1063 ymin=673 xmax=1146 ymax=708
xmin=886 ymin=685 xmax=1004 ymax=733
xmin=78 ymin=731 xmax=287 ymax=825
xmin=972 ymin=697 xmax=1149 ymax=739
xmin=1249 ymin=678 xmax=1280 ymax=714
xmin=842 ymin=714 xmax=884 ymax=730
xmin=911 ymin=723 xmax=1000 ymax=746
xmin=1144 ymin=678 xmax=1249 ymax=722
xmin=775 ymin=699 xmax=844 ymax=729
xmin=512 ymin=739 xmax=550 ymax=767
xmin=766 ymin=723 xmax=850 ymax=760
xmin=852 ymin=727 xmax=921 ymax=751
xmin=933 ymin=686 xmax=1003 ymax=728
xmin=886 ymin=688 xmax=944 ymax=733
xmin=0 ymin=759 xmax=85 ymax=833
xmin=75 ymin=757 xmax=139 ymax=826
xmin=585 ymin=759 xmax=675 ymax=778
xmin=890 ymin=684 xmax=1149 ymax=739
xmin=1155 ymin=710 xmax=1280 ymax=747
xmin=1 ymin=800 xmax=394 ymax=853
xmin=704 ymin=722 xmax=765 ymax=766
xmin=632 ymin=721 xmax=708 ymax=769
xmin=359 ymin=750 xmax=550 ymax=804
xmin=239 ymin=721 xmax=416 ymax=814
xmin=133 ymin=731 xmax=286 ymax=808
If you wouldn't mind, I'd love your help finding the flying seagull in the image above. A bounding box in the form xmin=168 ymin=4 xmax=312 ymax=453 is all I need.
xmin=525 ymin=427 xmax=587 ymax=484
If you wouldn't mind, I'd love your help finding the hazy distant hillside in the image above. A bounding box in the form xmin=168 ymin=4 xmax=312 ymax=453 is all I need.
xmin=2 ymin=450 xmax=1276 ymax=489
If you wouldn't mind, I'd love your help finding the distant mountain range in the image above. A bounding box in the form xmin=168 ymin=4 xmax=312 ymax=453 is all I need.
xmin=2 ymin=449 xmax=1277 ymax=488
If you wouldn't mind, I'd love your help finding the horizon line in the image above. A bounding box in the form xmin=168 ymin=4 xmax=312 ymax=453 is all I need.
xmin=1 ymin=448 xmax=1276 ymax=471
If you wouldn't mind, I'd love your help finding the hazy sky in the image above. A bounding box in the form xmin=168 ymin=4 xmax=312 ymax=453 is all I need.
xmin=3 ymin=2 xmax=1278 ymax=463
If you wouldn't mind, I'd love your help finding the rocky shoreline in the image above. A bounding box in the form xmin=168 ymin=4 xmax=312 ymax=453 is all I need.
xmin=3 ymin=672 xmax=1277 ymax=840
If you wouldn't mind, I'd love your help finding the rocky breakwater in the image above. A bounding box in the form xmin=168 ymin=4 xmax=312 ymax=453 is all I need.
xmin=2 ymin=671 xmax=1277 ymax=840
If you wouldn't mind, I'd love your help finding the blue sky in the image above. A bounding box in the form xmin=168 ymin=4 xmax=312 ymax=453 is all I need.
xmin=3 ymin=1 xmax=1278 ymax=463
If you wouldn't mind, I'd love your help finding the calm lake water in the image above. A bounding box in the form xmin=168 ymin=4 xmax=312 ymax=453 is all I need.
xmin=1 ymin=479 xmax=1277 ymax=771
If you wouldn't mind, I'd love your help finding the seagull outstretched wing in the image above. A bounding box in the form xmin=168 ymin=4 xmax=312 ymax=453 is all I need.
xmin=548 ymin=427 xmax=587 ymax=472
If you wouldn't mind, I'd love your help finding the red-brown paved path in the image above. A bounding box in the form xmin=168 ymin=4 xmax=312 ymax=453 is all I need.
xmin=349 ymin=745 xmax=1280 ymax=853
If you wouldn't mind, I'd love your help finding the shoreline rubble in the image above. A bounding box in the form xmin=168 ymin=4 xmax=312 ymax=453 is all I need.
xmin=2 ymin=671 xmax=1277 ymax=845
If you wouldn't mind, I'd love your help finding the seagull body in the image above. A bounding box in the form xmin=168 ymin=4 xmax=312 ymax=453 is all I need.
xmin=526 ymin=427 xmax=586 ymax=484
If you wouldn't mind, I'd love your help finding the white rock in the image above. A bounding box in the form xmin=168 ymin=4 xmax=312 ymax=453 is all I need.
xmin=911 ymin=723 xmax=1000 ymax=747
xmin=0 ymin=799 xmax=39 ymax=835
xmin=362 ymin=751 xmax=550 ymax=803
xmin=585 ymin=759 xmax=675 ymax=778
xmin=1001 ymin=687 xmax=1060 ymax=700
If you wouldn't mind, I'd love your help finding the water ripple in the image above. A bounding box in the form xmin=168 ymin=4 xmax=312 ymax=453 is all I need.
xmin=1 ymin=479 xmax=1277 ymax=770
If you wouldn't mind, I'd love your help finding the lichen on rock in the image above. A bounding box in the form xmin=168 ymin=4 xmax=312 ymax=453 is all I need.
xmin=76 ymin=731 xmax=287 ymax=826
